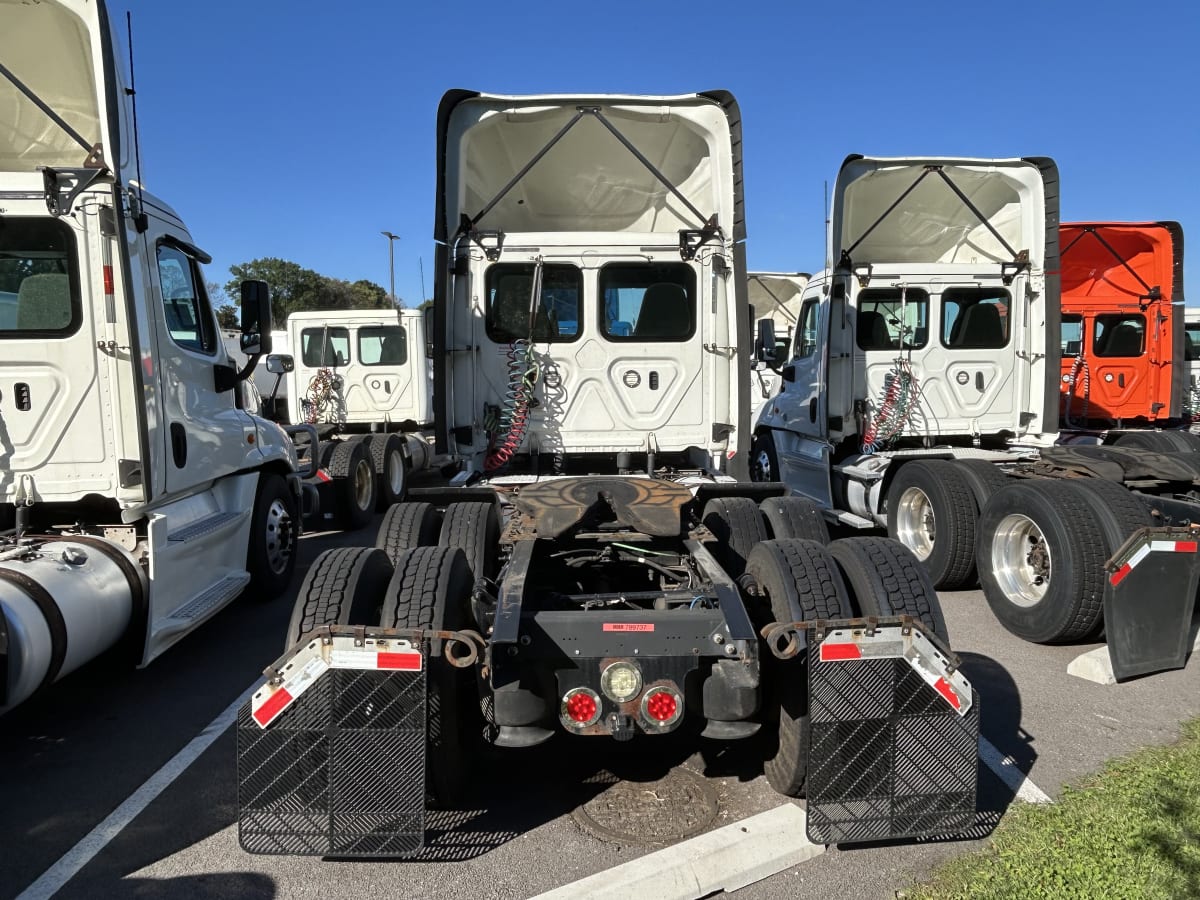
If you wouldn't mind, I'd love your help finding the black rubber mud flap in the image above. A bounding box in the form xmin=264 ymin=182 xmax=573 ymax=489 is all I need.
xmin=804 ymin=622 xmax=979 ymax=844
xmin=1102 ymin=527 xmax=1200 ymax=682
xmin=237 ymin=637 xmax=427 ymax=857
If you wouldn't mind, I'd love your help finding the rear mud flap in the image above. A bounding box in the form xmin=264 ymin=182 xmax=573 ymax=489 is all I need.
xmin=804 ymin=623 xmax=979 ymax=844
xmin=237 ymin=639 xmax=427 ymax=857
xmin=1103 ymin=527 xmax=1200 ymax=682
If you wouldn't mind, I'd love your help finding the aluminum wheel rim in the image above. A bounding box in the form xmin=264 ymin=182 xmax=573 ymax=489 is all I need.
xmin=263 ymin=499 xmax=294 ymax=575
xmin=385 ymin=447 xmax=405 ymax=496
xmin=354 ymin=459 xmax=374 ymax=510
xmin=754 ymin=447 xmax=772 ymax=481
xmin=990 ymin=512 xmax=1051 ymax=607
xmin=895 ymin=486 xmax=935 ymax=561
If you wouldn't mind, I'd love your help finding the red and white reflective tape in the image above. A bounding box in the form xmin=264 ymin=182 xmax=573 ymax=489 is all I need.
xmin=816 ymin=624 xmax=972 ymax=716
xmin=330 ymin=648 xmax=422 ymax=670
xmin=1110 ymin=540 xmax=1199 ymax=586
xmin=251 ymin=637 xmax=422 ymax=729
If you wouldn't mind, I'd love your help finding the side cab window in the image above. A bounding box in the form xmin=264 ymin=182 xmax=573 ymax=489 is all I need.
xmin=793 ymin=297 xmax=820 ymax=360
xmin=156 ymin=243 xmax=216 ymax=354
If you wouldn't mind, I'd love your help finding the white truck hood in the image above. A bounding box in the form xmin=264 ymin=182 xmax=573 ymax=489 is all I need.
xmin=829 ymin=156 xmax=1056 ymax=273
xmin=0 ymin=0 xmax=132 ymax=178
xmin=436 ymin=91 xmax=744 ymax=242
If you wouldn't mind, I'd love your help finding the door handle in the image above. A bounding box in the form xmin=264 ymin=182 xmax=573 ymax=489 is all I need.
xmin=1118 ymin=373 xmax=1126 ymax=388
xmin=976 ymin=371 xmax=984 ymax=391
xmin=809 ymin=398 xmax=817 ymax=422
xmin=170 ymin=422 xmax=187 ymax=468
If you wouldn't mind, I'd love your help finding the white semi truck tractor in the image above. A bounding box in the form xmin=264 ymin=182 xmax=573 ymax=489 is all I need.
xmin=753 ymin=157 xmax=1200 ymax=678
xmin=0 ymin=0 xmax=308 ymax=714
xmin=260 ymin=307 xmax=435 ymax=530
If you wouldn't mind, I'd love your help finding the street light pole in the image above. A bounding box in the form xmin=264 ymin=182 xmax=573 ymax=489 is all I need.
xmin=381 ymin=231 xmax=400 ymax=307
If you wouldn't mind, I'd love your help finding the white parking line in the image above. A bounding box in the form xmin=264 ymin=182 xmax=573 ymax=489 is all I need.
xmin=531 ymin=803 xmax=824 ymax=900
xmin=979 ymin=736 xmax=1053 ymax=804
xmin=16 ymin=681 xmax=261 ymax=900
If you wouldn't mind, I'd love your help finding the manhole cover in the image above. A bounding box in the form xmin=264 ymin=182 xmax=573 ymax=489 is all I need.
xmin=572 ymin=769 xmax=720 ymax=845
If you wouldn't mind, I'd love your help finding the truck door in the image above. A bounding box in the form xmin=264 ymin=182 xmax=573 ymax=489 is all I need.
xmin=913 ymin=284 xmax=1019 ymax=433
xmin=151 ymin=235 xmax=253 ymax=495
xmin=353 ymin=322 xmax=418 ymax=424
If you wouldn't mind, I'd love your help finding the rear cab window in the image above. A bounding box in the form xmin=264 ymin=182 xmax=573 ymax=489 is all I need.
xmin=0 ymin=217 xmax=80 ymax=336
xmin=1061 ymin=315 xmax=1083 ymax=357
xmin=942 ymin=287 xmax=1010 ymax=349
xmin=301 ymin=327 xmax=351 ymax=366
xmin=487 ymin=263 xmax=582 ymax=343
xmin=359 ymin=325 xmax=407 ymax=366
xmin=856 ymin=287 xmax=929 ymax=351
xmin=601 ymin=263 xmax=696 ymax=341
xmin=1093 ymin=314 xmax=1145 ymax=358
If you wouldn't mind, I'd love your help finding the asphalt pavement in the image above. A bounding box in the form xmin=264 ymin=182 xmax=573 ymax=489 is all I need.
xmin=3 ymin=520 xmax=1199 ymax=900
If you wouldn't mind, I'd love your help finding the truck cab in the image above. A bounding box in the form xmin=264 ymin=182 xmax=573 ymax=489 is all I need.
xmin=433 ymin=91 xmax=750 ymax=480
xmin=0 ymin=0 xmax=302 ymax=713
xmin=1058 ymin=222 xmax=1185 ymax=429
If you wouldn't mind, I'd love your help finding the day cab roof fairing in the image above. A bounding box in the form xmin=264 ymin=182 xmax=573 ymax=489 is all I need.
xmin=0 ymin=0 xmax=134 ymax=183
xmin=747 ymin=272 xmax=811 ymax=327
xmin=431 ymin=90 xmax=749 ymax=459
xmin=829 ymin=155 xmax=1062 ymax=436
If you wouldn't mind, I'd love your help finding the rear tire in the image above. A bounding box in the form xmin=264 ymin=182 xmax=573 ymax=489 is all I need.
xmin=380 ymin=546 xmax=475 ymax=808
xmin=746 ymin=539 xmax=851 ymax=797
xmin=950 ymin=459 xmax=1011 ymax=512
xmin=439 ymin=501 xmax=500 ymax=589
xmin=367 ymin=433 xmax=407 ymax=510
xmin=975 ymin=481 xmax=1108 ymax=643
xmin=886 ymin=460 xmax=977 ymax=590
xmin=759 ymin=496 xmax=830 ymax=544
xmin=702 ymin=497 xmax=769 ymax=580
xmin=329 ymin=439 xmax=377 ymax=530
xmin=829 ymin=536 xmax=949 ymax=642
xmin=1111 ymin=431 xmax=1180 ymax=453
xmin=283 ymin=546 xmax=393 ymax=650
xmin=246 ymin=472 xmax=299 ymax=599
xmin=376 ymin=501 xmax=440 ymax=565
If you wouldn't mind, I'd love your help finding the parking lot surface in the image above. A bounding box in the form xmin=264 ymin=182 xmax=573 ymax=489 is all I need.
xmin=4 ymin=521 xmax=1199 ymax=900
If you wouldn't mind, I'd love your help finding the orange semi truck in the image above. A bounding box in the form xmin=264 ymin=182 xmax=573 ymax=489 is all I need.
xmin=1059 ymin=221 xmax=1186 ymax=433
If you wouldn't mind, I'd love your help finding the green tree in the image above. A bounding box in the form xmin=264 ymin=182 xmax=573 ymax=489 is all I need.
xmin=215 ymin=305 xmax=239 ymax=329
xmin=225 ymin=258 xmax=392 ymax=323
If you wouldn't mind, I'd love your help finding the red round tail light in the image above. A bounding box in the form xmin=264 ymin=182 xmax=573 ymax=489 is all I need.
xmin=561 ymin=687 xmax=602 ymax=729
xmin=641 ymin=686 xmax=683 ymax=727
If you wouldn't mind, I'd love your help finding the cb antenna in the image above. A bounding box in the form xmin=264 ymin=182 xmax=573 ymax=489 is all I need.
xmin=419 ymin=257 xmax=426 ymax=305
xmin=125 ymin=12 xmax=147 ymax=232
xmin=823 ymin=180 xmax=830 ymax=271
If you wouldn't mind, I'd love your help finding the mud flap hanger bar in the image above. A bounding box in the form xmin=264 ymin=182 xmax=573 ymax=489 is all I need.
xmin=839 ymin=165 xmax=1029 ymax=285
xmin=455 ymin=106 xmax=722 ymax=261
xmin=0 ymin=59 xmax=110 ymax=216
xmin=264 ymin=623 xmax=487 ymax=685
xmin=1061 ymin=226 xmax=1162 ymax=309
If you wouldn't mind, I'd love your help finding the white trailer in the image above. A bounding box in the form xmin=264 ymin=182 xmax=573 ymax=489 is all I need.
xmin=265 ymin=307 xmax=434 ymax=530
xmin=0 ymin=0 xmax=305 ymax=713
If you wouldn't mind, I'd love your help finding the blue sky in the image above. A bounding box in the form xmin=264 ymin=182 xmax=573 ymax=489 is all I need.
xmin=118 ymin=0 xmax=1200 ymax=308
